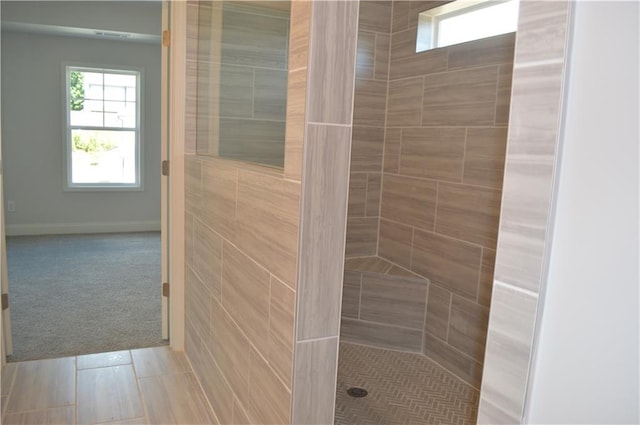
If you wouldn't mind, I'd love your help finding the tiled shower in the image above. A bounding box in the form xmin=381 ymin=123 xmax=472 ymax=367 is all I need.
xmin=338 ymin=0 xmax=515 ymax=421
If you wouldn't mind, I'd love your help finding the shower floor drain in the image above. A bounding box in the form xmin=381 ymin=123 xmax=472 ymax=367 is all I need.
xmin=346 ymin=387 xmax=368 ymax=398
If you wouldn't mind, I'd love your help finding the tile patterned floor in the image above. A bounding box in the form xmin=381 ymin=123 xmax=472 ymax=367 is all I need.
xmin=1 ymin=347 xmax=217 ymax=425
xmin=335 ymin=343 xmax=479 ymax=425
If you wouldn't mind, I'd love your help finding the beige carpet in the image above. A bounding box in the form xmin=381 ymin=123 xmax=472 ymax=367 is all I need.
xmin=335 ymin=342 xmax=479 ymax=425
xmin=6 ymin=232 xmax=166 ymax=362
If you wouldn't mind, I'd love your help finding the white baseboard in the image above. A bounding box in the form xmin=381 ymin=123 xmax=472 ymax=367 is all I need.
xmin=5 ymin=221 xmax=162 ymax=236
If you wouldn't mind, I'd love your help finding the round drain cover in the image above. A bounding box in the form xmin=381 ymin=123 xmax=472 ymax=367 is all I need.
xmin=346 ymin=387 xmax=368 ymax=398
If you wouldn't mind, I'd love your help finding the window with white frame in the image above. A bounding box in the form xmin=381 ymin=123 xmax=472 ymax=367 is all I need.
xmin=65 ymin=66 xmax=141 ymax=189
xmin=416 ymin=0 xmax=519 ymax=53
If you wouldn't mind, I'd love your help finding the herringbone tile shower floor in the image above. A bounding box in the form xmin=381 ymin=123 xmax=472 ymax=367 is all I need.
xmin=335 ymin=343 xmax=479 ymax=425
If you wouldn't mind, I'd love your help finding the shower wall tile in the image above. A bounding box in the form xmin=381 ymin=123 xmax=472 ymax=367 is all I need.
xmin=353 ymin=79 xmax=388 ymax=126
xmin=351 ymin=126 xmax=385 ymax=172
xmin=341 ymin=318 xmax=423 ymax=352
xmin=292 ymin=337 xmax=339 ymax=425
xmin=411 ymin=230 xmax=481 ymax=300
xmin=359 ymin=0 xmax=392 ymax=33
xmin=425 ymin=283 xmax=451 ymax=341
xmin=236 ymin=170 xmax=300 ymax=288
xmin=374 ymin=33 xmax=391 ymax=81
xmin=360 ymin=272 xmax=428 ymax=329
xmin=463 ymin=127 xmax=509 ymax=190
xmin=422 ymin=66 xmax=498 ymax=126
xmin=448 ymin=295 xmax=490 ymax=363
xmin=219 ymin=64 xmax=254 ymax=119
xmin=288 ymin=0 xmax=311 ymax=71
xmin=268 ymin=276 xmax=295 ymax=387
xmin=378 ymin=219 xmax=413 ymax=270
xmin=447 ymin=32 xmax=516 ymax=70
xmin=391 ymin=1 xmax=411 ymax=33
xmin=348 ymin=173 xmax=368 ymax=218
xmin=284 ymin=67 xmax=308 ymax=181
xmin=478 ymin=248 xmax=496 ymax=307
xmin=198 ymin=344 xmax=234 ymax=425
xmin=380 ymin=174 xmax=437 ymax=230
xmin=185 ymin=266 xmax=212 ymax=343
xmin=366 ymin=173 xmax=382 ymax=217
xmin=185 ymin=156 xmax=202 ymax=216
xmin=356 ymin=30 xmax=376 ymax=80
xmin=423 ymin=332 xmax=483 ymax=389
xmin=296 ymin=124 xmax=352 ymax=340
xmin=200 ymin=159 xmax=237 ymax=243
xmin=221 ymin=242 xmax=271 ymax=357
xmin=342 ymin=271 xmax=362 ymax=319
xmin=306 ymin=0 xmax=358 ymax=124
xmin=253 ymin=68 xmax=288 ymax=121
xmin=515 ymin=1 xmax=571 ymax=65
xmin=387 ymin=77 xmax=424 ymax=127
xmin=192 ymin=219 xmax=222 ymax=301
xmin=383 ymin=128 xmax=402 ymax=173
xmin=496 ymin=64 xmax=514 ymax=126
xmin=345 ymin=217 xmax=379 ymax=257
xmin=435 ymin=182 xmax=502 ymax=248
xmin=390 ymin=28 xmax=448 ymax=80
xmin=248 ymin=348 xmax=291 ymax=425
xmin=399 ymin=128 xmax=466 ymax=181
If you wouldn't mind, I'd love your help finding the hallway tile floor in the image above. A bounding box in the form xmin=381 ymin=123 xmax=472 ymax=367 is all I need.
xmin=335 ymin=342 xmax=479 ymax=425
xmin=1 ymin=346 xmax=217 ymax=425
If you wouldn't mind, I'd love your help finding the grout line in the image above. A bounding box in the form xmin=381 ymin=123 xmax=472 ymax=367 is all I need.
xmin=357 ymin=272 xmax=363 ymax=320
xmin=461 ymin=128 xmax=469 ymax=183
xmin=343 ymin=316 xmax=424 ymax=333
xmin=445 ymin=293 xmax=453 ymax=342
xmin=476 ymin=247 xmax=485 ymax=304
xmin=493 ymin=65 xmax=500 ymax=126
xmin=494 ymin=279 xmax=540 ymax=299
xmin=296 ymin=335 xmax=339 ymax=344
xmin=306 ymin=121 xmax=353 ymax=128
xmin=433 ymin=181 xmax=440 ymax=233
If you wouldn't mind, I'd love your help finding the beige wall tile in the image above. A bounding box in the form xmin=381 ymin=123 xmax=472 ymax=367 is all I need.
xmin=236 ymin=170 xmax=300 ymax=288
xmin=297 ymin=124 xmax=351 ymax=340
xmin=391 ymin=1 xmax=411 ymax=33
xmin=463 ymin=127 xmax=508 ymax=189
xmin=192 ymin=219 xmax=223 ymax=300
xmin=219 ymin=64 xmax=254 ymax=119
xmin=3 ymin=406 xmax=75 ymax=425
xmin=356 ymin=30 xmax=375 ymax=79
xmin=496 ymin=64 xmax=514 ymax=126
xmin=138 ymin=372 xmax=216 ymax=425
xmin=422 ymin=66 xmax=499 ymax=126
xmin=306 ymin=0 xmax=358 ymax=124
xmin=448 ymin=295 xmax=490 ymax=363
xmin=345 ymin=217 xmax=379 ymax=257
xmin=423 ymin=332 xmax=483 ymax=388
xmin=232 ymin=398 xmax=251 ymax=425
xmin=378 ymin=218 xmax=412 ymax=270
xmin=185 ymin=156 xmax=201 ymax=216
xmin=248 ymin=349 xmax=291 ymax=425
xmin=360 ymin=273 xmax=428 ymax=329
xmin=478 ymin=283 xmax=538 ymax=423
xmin=381 ymin=174 xmax=437 ymax=230
xmin=515 ymin=1 xmax=571 ymax=65
xmin=436 ymin=182 xmax=502 ymax=248
xmin=200 ymin=160 xmax=237 ymax=242
xmin=292 ymin=337 xmax=339 ymax=425
xmin=390 ymin=28 xmax=448 ymax=80
xmin=374 ymin=33 xmax=391 ymax=81
xmin=353 ymin=79 xmax=388 ymax=126
xmin=359 ymin=0 xmax=392 ymax=32
xmin=342 ymin=271 xmax=362 ymax=319
xmin=221 ymin=242 xmax=270 ymax=356
xmin=425 ymin=284 xmax=451 ymax=341
xmin=348 ymin=173 xmax=367 ymax=217
xmin=447 ymin=33 xmax=515 ymax=70
xmin=366 ymin=173 xmax=382 ymax=217
xmin=288 ymin=0 xmax=311 ymax=71
xmin=284 ymin=67 xmax=307 ymax=181
xmin=198 ymin=346 xmax=233 ymax=425
xmin=383 ymin=128 xmax=402 ymax=173
xmin=268 ymin=276 xmax=295 ymax=388
xmin=387 ymin=77 xmax=424 ymax=127
xmin=400 ymin=127 xmax=466 ymax=181
xmin=344 ymin=257 xmax=394 ymax=274
xmin=185 ymin=266 xmax=212 ymax=340
xmin=478 ymin=248 xmax=496 ymax=307
xmin=254 ymin=68 xmax=288 ymax=121
xmin=185 ymin=213 xmax=195 ymax=269
xmin=351 ymin=126 xmax=385 ymax=172
xmin=208 ymin=299 xmax=251 ymax=408
xmin=77 ymin=365 xmax=143 ymax=424
xmin=7 ymin=357 xmax=75 ymax=413
xmin=412 ymin=230 xmax=481 ymax=299
xmin=218 ymin=118 xmax=285 ymax=168
xmin=341 ymin=318 xmax=423 ymax=352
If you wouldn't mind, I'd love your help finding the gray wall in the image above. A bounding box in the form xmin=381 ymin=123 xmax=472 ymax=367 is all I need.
xmin=525 ymin=2 xmax=639 ymax=422
xmin=1 ymin=31 xmax=161 ymax=235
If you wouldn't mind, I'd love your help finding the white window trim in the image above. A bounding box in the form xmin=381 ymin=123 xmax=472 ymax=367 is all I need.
xmin=62 ymin=63 xmax=144 ymax=191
